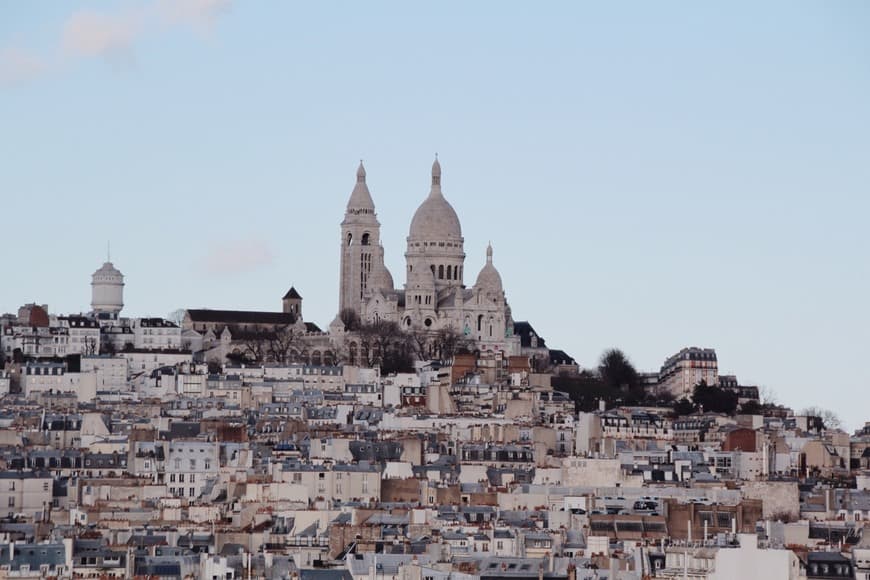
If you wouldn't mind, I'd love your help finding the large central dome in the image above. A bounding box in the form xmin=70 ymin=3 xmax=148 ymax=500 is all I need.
xmin=408 ymin=158 xmax=462 ymax=241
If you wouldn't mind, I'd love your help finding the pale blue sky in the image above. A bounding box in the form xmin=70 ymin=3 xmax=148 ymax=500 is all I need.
xmin=2 ymin=2 xmax=868 ymax=428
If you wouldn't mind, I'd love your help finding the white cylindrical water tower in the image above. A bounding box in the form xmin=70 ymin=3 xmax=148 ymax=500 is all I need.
xmin=91 ymin=261 xmax=124 ymax=319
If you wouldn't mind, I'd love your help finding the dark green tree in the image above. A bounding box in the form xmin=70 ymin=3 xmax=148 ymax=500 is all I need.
xmin=598 ymin=348 xmax=639 ymax=390
xmin=692 ymin=381 xmax=738 ymax=415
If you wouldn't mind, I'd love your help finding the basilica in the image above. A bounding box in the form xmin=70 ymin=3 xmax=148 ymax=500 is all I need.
xmin=332 ymin=158 xmax=521 ymax=356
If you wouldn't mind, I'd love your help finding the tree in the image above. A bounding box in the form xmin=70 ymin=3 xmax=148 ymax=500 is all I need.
xmin=355 ymin=319 xmax=414 ymax=374
xmin=407 ymin=325 xmax=431 ymax=361
xmin=266 ymin=325 xmax=301 ymax=364
xmin=800 ymin=406 xmax=842 ymax=431
xmin=241 ymin=333 xmax=269 ymax=364
xmin=552 ymin=371 xmax=609 ymax=413
xmin=432 ymin=327 xmax=471 ymax=363
xmin=740 ymin=400 xmax=764 ymax=415
xmin=673 ymin=398 xmax=695 ymax=416
xmin=598 ymin=348 xmax=639 ymax=391
xmin=759 ymin=385 xmax=778 ymax=406
xmin=339 ymin=308 xmax=361 ymax=332
xmin=167 ymin=309 xmax=186 ymax=326
xmin=692 ymin=381 xmax=738 ymax=415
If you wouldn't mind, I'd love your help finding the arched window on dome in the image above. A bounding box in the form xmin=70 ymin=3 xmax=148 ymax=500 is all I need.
xmin=446 ymin=265 xmax=452 ymax=280
xmin=438 ymin=265 xmax=444 ymax=279
xmin=346 ymin=233 xmax=353 ymax=246
xmin=477 ymin=314 xmax=483 ymax=332
xmin=361 ymin=233 xmax=370 ymax=246
xmin=430 ymin=265 xmax=435 ymax=275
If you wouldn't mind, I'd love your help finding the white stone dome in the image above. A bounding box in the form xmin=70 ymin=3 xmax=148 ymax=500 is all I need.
xmin=408 ymin=159 xmax=462 ymax=241
xmin=369 ymin=245 xmax=395 ymax=292
xmin=474 ymin=244 xmax=503 ymax=290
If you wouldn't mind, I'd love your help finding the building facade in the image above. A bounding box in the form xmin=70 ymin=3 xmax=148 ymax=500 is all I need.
xmin=335 ymin=159 xmax=520 ymax=356
xmin=658 ymin=347 xmax=719 ymax=399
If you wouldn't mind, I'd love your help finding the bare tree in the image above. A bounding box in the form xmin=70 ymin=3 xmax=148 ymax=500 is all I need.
xmin=167 ymin=309 xmax=186 ymax=327
xmin=266 ymin=325 xmax=301 ymax=364
xmin=759 ymin=385 xmax=778 ymax=406
xmin=800 ymin=406 xmax=843 ymax=431
xmin=355 ymin=319 xmax=414 ymax=373
xmin=241 ymin=333 xmax=269 ymax=364
xmin=432 ymin=327 xmax=470 ymax=363
xmin=407 ymin=326 xmax=431 ymax=361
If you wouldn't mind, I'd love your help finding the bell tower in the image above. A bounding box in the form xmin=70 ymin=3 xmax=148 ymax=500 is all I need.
xmin=339 ymin=161 xmax=381 ymax=316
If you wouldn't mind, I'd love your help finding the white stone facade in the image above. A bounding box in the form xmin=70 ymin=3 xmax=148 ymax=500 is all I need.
xmin=337 ymin=159 xmax=520 ymax=356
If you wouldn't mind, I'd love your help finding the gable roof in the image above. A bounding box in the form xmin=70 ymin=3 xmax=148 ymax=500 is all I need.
xmin=186 ymin=309 xmax=296 ymax=325
xmin=283 ymin=287 xmax=302 ymax=300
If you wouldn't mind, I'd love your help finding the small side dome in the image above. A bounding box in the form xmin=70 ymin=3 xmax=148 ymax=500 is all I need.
xmin=369 ymin=244 xmax=395 ymax=292
xmin=474 ymin=243 xmax=502 ymax=291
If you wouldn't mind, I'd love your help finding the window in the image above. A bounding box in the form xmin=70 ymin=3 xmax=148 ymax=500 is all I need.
xmin=189 ymin=487 xmax=195 ymax=497
xmin=8 ymin=497 xmax=14 ymax=507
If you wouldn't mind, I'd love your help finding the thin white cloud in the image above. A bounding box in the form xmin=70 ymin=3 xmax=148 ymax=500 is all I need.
xmin=203 ymin=239 xmax=275 ymax=276
xmin=157 ymin=0 xmax=231 ymax=32
xmin=0 ymin=47 xmax=49 ymax=87
xmin=1 ymin=0 xmax=231 ymax=86
xmin=60 ymin=9 xmax=142 ymax=60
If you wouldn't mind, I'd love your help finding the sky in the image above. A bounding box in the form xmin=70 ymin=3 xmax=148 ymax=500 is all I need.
xmin=1 ymin=1 xmax=868 ymax=429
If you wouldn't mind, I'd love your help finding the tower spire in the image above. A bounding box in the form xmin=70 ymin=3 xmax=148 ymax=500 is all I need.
xmin=431 ymin=155 xmax=442 ymax=190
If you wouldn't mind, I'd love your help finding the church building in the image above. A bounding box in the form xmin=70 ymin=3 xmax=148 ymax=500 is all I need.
xmin=335 ymin=158 xmax=520 ymax=356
